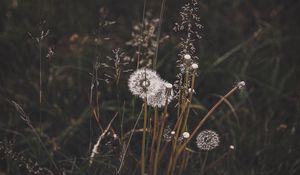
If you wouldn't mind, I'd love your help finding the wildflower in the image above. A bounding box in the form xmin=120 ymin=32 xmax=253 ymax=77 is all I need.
xmin=147 ymin=81 xmax=174 ymax=108
xmin=128 ymin=68 xmax=162 ymax=98
xmin=196 ymin=130 xmax=220 ymax=151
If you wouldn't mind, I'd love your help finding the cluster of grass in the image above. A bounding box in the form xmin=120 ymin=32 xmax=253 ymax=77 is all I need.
xmin=0 ymin=0 xmax=300 ymax=174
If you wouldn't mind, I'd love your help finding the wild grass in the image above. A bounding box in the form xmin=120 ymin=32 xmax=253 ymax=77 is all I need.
xmin=0 ymin=0 xmax=299 ymax=175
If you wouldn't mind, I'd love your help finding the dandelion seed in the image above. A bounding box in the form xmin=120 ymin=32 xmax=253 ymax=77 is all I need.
xmin=128 ymin=68 xmax=162 ymax=98
xmin=147 ymin=81 xmax=174 ymax=108
xmin=196 ymin=130 xmax=220 ymax=151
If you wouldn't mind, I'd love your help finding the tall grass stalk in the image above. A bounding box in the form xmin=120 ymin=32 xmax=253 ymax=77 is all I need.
xmin=153 ymin=88 xmax=171 ymax=175
xmin=153 ymin=0 xmax=166 ymax=69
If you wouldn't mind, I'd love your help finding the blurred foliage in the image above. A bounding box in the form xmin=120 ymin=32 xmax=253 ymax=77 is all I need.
xmin=0 ymin=0 xmax=300 ymax=174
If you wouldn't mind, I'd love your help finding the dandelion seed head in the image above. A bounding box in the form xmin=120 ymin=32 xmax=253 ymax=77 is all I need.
xmin=230 ymin=145 xmax=235 ymax=150
xmin=128 ymin=68 xmax=161 ymax=98
xmin=196 ymin=130 xmax=220 ymax=151
xmin=147 ymin=81 xmax=174 ymax=108
xmin=171 ymin=131 xmax=175 ymax=135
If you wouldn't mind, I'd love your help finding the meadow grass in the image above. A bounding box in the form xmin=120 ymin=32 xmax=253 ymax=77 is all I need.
xmin=0 ymin=0 xmax=299 ymax=175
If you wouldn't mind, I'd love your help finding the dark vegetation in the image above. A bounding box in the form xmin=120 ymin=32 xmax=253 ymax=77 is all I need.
xmin=0 ymin=0 xmax=300 ymax=174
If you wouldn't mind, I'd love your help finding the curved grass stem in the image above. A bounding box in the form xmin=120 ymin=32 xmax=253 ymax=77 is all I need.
xmin=172 ymin=86 xmax=238 ymax=172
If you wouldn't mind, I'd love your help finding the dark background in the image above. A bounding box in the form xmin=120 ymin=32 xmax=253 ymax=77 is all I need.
xmin=0 ymin=0 xmax=300 ymax=174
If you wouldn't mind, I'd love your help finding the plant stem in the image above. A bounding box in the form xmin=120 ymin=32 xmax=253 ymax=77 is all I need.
xmin=181 ymin=73 xmax=196 ymax=132
xmin=141 ymin=98 xmax=148 ymax=175
xmin=149 ymin=107 xmax=158 ymax=174
xmin=173 ymin=87 xmax=238 ymax=168
xmin=153 ymin=89 xmax=170 ymax=175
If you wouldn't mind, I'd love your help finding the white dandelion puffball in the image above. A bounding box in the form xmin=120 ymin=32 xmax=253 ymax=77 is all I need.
xmin=196 ymin=130 xmax=220 ymax=151
xmin=146 ymin=81 xmax=174 ymax=108
xmin=128 ymin=68 xmax=162 ymax=98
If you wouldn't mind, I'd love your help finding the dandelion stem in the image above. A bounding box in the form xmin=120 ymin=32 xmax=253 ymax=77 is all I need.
xmin=141 ymin=98 xmax=148 ymax=175
xmin=199 ymin=151 xmax=208 ymax=175
xmin=149 ymin=107 xmax=158 ymax=173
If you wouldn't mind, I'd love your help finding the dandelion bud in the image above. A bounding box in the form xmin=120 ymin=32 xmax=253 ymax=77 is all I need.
xmin=182 ymin=132 xmax=190 ymax=139
xmin=188 ymin=88 xmax=195 ymax=94
xmin=184 ymin=54 xmax=191 ymax=60
xmin=236 ymin=81 xmax=246 ymax=89
xmin=165 ymin=83 xmax=173 ymax=89
xmin=191 ymin=63 xmax=198 ymax=70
